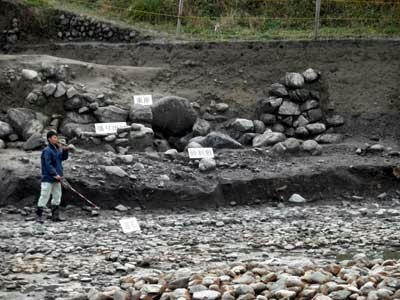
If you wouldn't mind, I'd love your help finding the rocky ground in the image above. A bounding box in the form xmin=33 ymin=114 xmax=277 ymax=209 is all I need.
xmin=0 ymin=139 xmax=399 ymax=300
xmin=1 ymin=197 xmax=400 ymax=300
xmin=1 ymin=139 xmax=399 ymax=209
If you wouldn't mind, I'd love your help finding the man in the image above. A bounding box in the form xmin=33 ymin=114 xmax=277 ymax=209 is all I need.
xmin=36 ymin=130 xmax=69 ymax=223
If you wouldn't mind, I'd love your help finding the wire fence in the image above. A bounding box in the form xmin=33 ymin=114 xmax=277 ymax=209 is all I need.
xmin=57 ymin=0 xmax=400 ymax=40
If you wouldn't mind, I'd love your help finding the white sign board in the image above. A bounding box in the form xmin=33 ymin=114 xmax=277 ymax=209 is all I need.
xmin=120 ymin=217 xmax=141 ymax=234
xmin=95 ymin=122 xmax=127 ymax=134
xmin=188 ymin=148 xmax=215 ymax=159
xmin=133 ymin=95 xmax=153 ymax=106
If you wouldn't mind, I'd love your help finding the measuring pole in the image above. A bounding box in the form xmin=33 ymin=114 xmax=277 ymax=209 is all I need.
xmin=314 ymin=0 xmax=321 ymax=40
xmin=176 ymin=0 xmax=184 ymax=36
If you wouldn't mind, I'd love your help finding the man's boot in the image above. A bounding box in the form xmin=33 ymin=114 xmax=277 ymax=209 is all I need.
xmin=36 ymin=207 xmax=44 ymax=223
xmin=51 ymin=205 xmax=65 ymax=222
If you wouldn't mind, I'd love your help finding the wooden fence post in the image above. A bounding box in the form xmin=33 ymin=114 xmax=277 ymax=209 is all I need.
xmin=314 ymin=0 xmax=321 ymax=40
xmin=176 ymin=0 xmax=184 ymax=36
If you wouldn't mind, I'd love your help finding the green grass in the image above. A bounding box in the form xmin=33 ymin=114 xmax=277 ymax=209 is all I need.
xmin=22 ymin=0 xmax=400 ymax=41
xmin=22 ymin=0 xmax=51 ymax=7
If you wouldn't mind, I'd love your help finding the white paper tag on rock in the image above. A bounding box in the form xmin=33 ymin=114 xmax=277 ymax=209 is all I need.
xmin=120 ymin=217 xmax=141 ymax=234
xmin=95 ymin=122 xmax=127 ymax=134
xmin=133 ymin=95 xmax=153 ymax=106
xmin=188 ymin=148 xmax=215 ymax=159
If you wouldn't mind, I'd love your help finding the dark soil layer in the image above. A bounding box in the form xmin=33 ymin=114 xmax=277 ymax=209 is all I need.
xmin=0 ymin=146 xmax=399 ymax=209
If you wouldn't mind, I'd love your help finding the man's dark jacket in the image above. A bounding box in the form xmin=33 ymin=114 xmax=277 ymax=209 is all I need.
xmin=41 ymin=144 xmax=69 ymax=183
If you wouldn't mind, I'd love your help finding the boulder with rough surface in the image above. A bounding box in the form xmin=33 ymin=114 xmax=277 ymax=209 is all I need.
xmin=42 ymin=83 xmax=57 ymax=97
xmin=284 ymin=72 xmax=305 ymax=89
xmin=192 ymin=118 xmax=211 ymax=137
xmin=22 ymin=119 xmax=44 ymax=141
xmin=289 ymin=89 xmax=311 ymax=103
xmin=302 ymin=68 xmax=319 ymax=82
xmin=66 ymin=86 xmax=79 ymax=99
xmin=152 ymin=96 xmax=197 ymax=136
xmin=21 ymin=69 xmax=38 ymax=80
xmin=253 ymin=120 xmax=266 ymax=134
xmin=256 ymin=97 xmax=283 ymax=116
xmin=60 ymin=122 xmax=95 ymax=138
xmin=7 ymin=108 xmax=37 ymax=137
xmin=201 ymin=132 xmax=243 ymax=149
xmin=295 ymin=126 xmax=309 ymax=138
xmin=283 ymin=138 xmax=301 ymax=152
xmin=54 ymin=82 xmax=67 ymax=98
xmin=278 ymin=101 xmax=301 ymax=116
xmin=23 ymin=133 xmax=46 ymax=151
xmin=252 ymin=131 xmax=286 ymax=147
xmin=226 ymin=118 xmax=254 ymax=139
xmin=94 ymin=105 xmax=129 ymax=122
xmin=293 ymin=115 xmax=309 ymax=128
xmin=302 ymin=139 xmax=322 ymax=155
xmin=301 ymin=100 xmax=319 ymax=112
xmin=306 ymin=123 xmax=326 ymax=135
xmin=307 ymin=108 xmax=324 ymax=123
xmin=65 ymin=112 xmax=97 ymax=124
xmin=269 ymin=83 xmax=289 ymax=97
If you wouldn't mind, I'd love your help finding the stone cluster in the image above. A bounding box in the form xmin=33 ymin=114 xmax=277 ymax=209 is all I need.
xmin=255 ymin=69 xmax=344 ymax=140
xmin=0 ymin=11 xmax=145 ymax=50
xmin=88 ymin=256 xmax=400 ymax=300
xmin=0 ymin=67 xmax=347 ymax=165
xmin=54 ymin=13 xmax=142 ymax=42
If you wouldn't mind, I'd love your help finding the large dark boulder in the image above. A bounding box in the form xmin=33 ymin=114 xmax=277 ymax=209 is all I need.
xmin=7 ymin=108 xmax=48 ymax=141
xmin=151 ymin=96 xmax=197 ymax=136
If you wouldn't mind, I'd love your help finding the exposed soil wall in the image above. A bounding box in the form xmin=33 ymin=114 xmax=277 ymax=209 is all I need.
xmin=6 ymin=39 xmax=400 ymax=139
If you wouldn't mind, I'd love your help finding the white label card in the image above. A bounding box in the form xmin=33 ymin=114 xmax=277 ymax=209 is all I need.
xmin=133 ymin=95 xmax=153 ymax=106
xmin=95 ymin=122 xmax=127 ymax=134
xmin=188 ymin=147 xmax=215 ymax=159
xmin=120 ymin=217 xmax=141 ymax=234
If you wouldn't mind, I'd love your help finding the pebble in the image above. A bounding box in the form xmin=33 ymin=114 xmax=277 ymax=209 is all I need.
xmin=115 ymin=204 xmax=129 ymax=212
xmin=199 ymin=158 xmax=217 ymax=172
xmin=21 ymin=69 xmax=38 ymax=80
xmin=288 ymin=193 xmax=307 ymax=204
xmin=104 ymin=166 xmax=128 ymax=177
xmin=193 ymin=290 xmax=221 ymax=300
